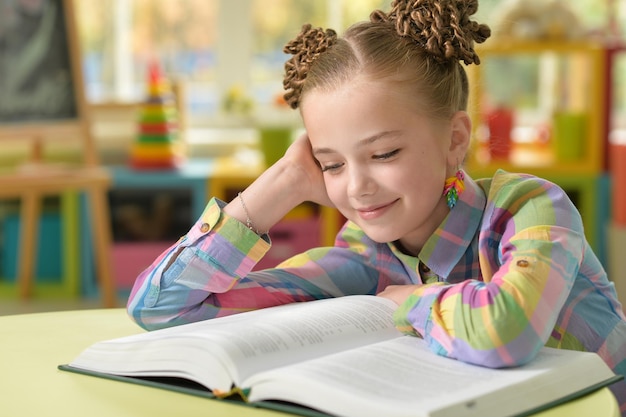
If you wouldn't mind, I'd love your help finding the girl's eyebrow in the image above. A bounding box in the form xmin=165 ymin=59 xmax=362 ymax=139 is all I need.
xmin=312 ymin=130 xmax=401 ymax=156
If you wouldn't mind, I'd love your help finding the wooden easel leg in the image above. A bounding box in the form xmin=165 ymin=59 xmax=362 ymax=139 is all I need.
xmin=87 ymin=185 xmax=116 ymax=307
xmin=18 ymin=192 xmax=41 ymax=300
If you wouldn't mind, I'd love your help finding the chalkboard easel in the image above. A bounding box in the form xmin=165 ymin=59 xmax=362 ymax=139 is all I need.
xmin=0 ymin=0 xmax=115 ymax=306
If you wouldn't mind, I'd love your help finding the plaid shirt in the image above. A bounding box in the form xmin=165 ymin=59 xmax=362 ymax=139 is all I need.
xmin=127 ymin=170 xmax=626 ymax=410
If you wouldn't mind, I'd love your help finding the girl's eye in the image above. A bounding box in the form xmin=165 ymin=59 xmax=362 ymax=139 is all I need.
xmin=321 ymin=162 xmax=344 ymax=173
xmin=373 ymin=149 xmax=400 ymax=160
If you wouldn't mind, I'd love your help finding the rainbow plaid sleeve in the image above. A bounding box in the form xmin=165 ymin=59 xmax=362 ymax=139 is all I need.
xmin=127 ymin=198 xmax=413 ymax=330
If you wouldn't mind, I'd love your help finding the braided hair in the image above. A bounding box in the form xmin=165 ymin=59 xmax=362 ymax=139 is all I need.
xmin=283 ymin=0 xmax=491 ymax=119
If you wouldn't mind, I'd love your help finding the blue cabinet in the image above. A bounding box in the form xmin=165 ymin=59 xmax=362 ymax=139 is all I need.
xmin=82 ymin=160 xmax=214 ymax=296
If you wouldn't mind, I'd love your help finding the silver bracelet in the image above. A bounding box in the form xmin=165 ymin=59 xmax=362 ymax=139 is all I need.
xmin=237 ymin=192 xmax=265 ymax=235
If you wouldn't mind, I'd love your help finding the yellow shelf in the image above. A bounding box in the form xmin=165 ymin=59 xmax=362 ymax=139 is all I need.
xmin=467 ymin=143 xmax=601 ymax=177
xmin=467 ymin=40 xmax=606 ymax=176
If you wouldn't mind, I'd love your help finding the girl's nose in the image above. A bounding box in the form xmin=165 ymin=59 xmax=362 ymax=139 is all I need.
xmin=347 ymin=166 xmax=376 ymax=198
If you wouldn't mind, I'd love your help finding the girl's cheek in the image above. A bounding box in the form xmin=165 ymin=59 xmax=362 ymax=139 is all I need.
xmin=324 ymin=179 xmax=345 ymax=207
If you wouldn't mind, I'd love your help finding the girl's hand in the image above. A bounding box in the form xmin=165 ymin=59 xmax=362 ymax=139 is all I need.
xmin=280 ymin=133 xmax=333 ymax=207
xmin=377 ymin=285 xmax=422 ymax=306
xmin=224 ymin=132 xmax=332 ymax=234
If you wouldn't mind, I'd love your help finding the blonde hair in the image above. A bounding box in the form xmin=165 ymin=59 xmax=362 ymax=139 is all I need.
xmin=283 ymin=0 xmax=491 ymax=121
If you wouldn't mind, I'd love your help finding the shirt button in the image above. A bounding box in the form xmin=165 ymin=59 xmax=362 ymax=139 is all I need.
xmin=419 ymin=263 xmax=431 ymax=273
xmin=516 ymin=260 xmax=529 ymax=268
xmin=200 ymin=223 xmax=210 ymax=233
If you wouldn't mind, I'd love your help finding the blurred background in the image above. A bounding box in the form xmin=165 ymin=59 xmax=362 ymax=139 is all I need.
xmin=1 ymin=0 xmax=626 ymax=312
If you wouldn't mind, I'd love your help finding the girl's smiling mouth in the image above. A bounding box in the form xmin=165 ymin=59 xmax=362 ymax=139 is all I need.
xmin=355 ymin=199 xmax=399 ymax=220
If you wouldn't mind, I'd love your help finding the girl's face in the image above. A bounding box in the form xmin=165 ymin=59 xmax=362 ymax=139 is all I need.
xmin=301 ymin=78 xmax=469 ymax=255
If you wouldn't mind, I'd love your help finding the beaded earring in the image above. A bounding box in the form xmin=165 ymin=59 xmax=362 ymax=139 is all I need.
xmin=443 ymin=170 xmax=465 ymax=209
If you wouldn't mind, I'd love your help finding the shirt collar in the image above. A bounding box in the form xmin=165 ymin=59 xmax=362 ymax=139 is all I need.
xmin=418 ymin=171 xmax=486 ymax=279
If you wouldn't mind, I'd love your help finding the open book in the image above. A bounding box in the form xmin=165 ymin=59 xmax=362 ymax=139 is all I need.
xmin=60 ymin=295 xmax=621 ymax=417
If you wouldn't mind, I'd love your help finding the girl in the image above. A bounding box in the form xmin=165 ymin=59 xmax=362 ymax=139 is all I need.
xmin=127 ymin=0 xmax=626 ymax=410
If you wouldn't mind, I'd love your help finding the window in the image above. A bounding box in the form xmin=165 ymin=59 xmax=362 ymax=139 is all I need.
xmin=251 ymin=0 xmax=326 ymax=108
xmin=76 ymin=0 xmax=217 ymax=108
xmin=75 ymin=1 xmax=625 ymax=128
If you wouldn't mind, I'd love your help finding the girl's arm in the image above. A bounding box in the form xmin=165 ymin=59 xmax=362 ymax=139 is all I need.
xmin=126 ymin=210 xmax=411 ymax=330
xmin=390 ymin=175 xmax=588 ymax=368
xmin=126 ymin=135 xmax=354 ymax=330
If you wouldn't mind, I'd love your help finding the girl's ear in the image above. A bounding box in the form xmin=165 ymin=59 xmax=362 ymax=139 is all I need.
xmin=447 ymin=111 xmax=471 ymax=166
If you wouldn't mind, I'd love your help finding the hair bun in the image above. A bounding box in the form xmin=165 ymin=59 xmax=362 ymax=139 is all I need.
xmin=372 ymin=0 xmax=491 ymax=65
xmin=283 ymin=24 xmax=338 ymax=109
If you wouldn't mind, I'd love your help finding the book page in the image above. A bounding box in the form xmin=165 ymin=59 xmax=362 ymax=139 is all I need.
xmin=69 ymin=295 xmax=402 ymax=392
xmin=245 ymin=336 xmax=616 ymax=417
xmin=192 ymin=295 xmax=403 ymax=384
